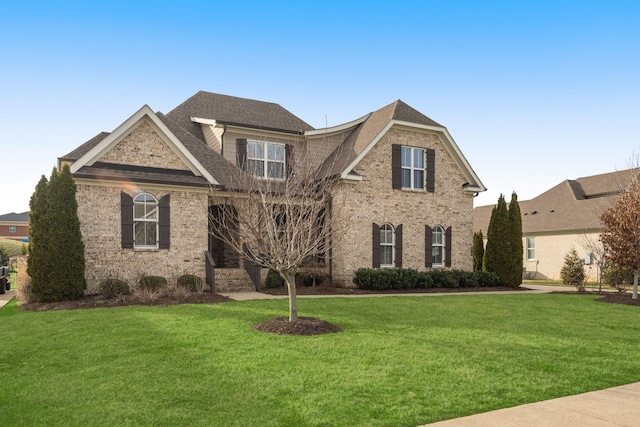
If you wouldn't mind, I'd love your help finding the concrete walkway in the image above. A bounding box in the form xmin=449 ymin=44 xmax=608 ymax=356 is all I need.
xmin=0 ymin=289 xmax=15 ymax=309
xmin=424 ymin=382 xmax=640 ymax=427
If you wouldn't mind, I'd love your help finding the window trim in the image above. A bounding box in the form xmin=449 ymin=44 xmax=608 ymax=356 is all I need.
xmin=432 ymin=225 xmax=445 ymax=267
xmin=526 ymin=237 xmax=536 ymax=261
xmin=133 ymin=192 xmax=159 ymax=249
xmin=380 ymin=223 xmax=395 ymax=268
xmin=246 ymin=140 xmax=286 ymax=180
xmin=8 ymin=226 xmax=16 ymax=233
xmin=401 ymin=146 xmax=426 ymax=190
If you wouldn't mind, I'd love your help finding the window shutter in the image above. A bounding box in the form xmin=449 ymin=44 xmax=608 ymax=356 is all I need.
xmin=121 ymin=192 xmax=134 ymax=249
xmin=237 ymin=139 xmax=247 ymax=170
xmin=445 ymin=226 xmax=452 ymax=267
xmin=395 ymin=224 xmax=403 ymax=268
xmin=372 ymin=223 xmax=381 ymax=268
xmin=391 ymin=144 xmax=402 ymax=189
xmin=425 ymin=225 xmax=433 ymax=267
xmin=159 ymin=194 xmax=170 ymax=249
xmin=285 ymin=144 xmax=292 ymax=176
xmin=426 ymin=148 xmax=435 ymax=193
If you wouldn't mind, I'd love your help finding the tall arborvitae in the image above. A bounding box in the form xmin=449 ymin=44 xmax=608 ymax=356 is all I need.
xmin=483 ymin=194 xmax=510 ymax=283
xmin=29 ymin=166 xmax=86 ymax=302
xmin=472 ymin=230 xmax=484 ymax=271
xmin=28 ymin=175 xmax=50 ymax=298
xmin=47 ymin=164 xmax=86 ymax=300
xmin=506 ymin=192 xmax=523 ymax=287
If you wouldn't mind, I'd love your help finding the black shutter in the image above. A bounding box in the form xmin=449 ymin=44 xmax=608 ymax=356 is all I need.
xmin=425 ymin=225 xmax=433 ymax=267
xmin=237 ymin=139 xmax=247 ymax=170
xmin=372 ymin=223 xmax=380 ymax=268
xmin=391 ymin=144 xmax=402 ymax=189
xmin=159 ymin=194 xmax=170 ymax=249
xmin=285 ymin=144 xmax=292 ymax=176
xmin=395 ymin=224 xmax=403 ymax=268
xmin=426 ymin=148 xmax=435 ymax=193
xmin=121 ymin=192 xmax=134 ymax=249
xmin=445 ymin=226 xmax=452 ymax=267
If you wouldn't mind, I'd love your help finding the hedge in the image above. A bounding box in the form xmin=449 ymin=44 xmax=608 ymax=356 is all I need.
xmin=353 ymin=268 xmax=500 ymax=291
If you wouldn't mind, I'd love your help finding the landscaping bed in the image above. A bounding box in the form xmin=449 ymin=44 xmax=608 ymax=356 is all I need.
xmin=262 ymin=284 xmax=527 ymax=295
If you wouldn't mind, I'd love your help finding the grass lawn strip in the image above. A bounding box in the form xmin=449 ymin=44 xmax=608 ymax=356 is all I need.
xmin=0 ymin=294 xmax=638 ymax=426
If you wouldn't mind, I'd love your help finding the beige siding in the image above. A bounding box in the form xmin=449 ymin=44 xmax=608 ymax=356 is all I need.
xmin=523 ymin=232 xmax=600 ymax=281
xmin=331 ymin=126 xmax=474 ymax=285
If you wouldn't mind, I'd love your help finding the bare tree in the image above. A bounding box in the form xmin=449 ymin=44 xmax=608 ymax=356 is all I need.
xmin=577 ymin=233 xmax=606 ymax=292
xmin=600 ymin=170 xmax=640 ymax=299
xmin=209 ymin=140 xmax=344 ymax=321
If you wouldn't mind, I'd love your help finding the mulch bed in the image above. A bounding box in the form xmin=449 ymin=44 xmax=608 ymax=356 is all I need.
xmin=22 ymin=292 xmax=233 ymax=312
xmin=596 ymin=293 xmax=640 ymax=306
xmin=254 ymin=316 xmax=342 ymax=335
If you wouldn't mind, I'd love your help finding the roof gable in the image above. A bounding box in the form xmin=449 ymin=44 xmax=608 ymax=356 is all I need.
xmin=67 ymin=105 xmax=218 ymax=185
xmin=320 ymin=100 xmax=485 ymax=193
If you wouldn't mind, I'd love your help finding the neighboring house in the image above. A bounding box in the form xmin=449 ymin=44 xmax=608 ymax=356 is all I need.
xmin=0 ymin=212 xmax=29 ymax=241
xmin=59 ymin=91 xmax=485 ymax=291
xmin=473 ymin=170 xmax=634 ymax=281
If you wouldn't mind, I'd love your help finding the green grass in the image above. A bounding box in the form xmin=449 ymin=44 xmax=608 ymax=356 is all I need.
xmin=1 ymin=294 xmax=639 ymax=426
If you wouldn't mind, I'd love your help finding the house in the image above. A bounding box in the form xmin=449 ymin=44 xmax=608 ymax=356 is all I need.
xmin=473 ymin=169 xmax=634 ymax=281
xmin=59 ymin=91 xmax=485 ymax=291
xmin=0 ymin=211 xmax=29 ymax=241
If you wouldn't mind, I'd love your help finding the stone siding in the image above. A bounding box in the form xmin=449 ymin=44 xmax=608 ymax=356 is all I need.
xmin=100 ymin=120 xmax=190 ymax=170
xmin=77 ymin=183 xmax=209 ymax=291
xmin=331 ymin=126 xmax=474 ymax=285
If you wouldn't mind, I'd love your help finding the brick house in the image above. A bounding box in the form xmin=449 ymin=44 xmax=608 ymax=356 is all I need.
xmin=0 ymin=211 xmax=29 ymax=241
xmin=473 ymin=169 xmax=634 ymax=281
xmin=59 ymin=91 xmax=485 ymax=291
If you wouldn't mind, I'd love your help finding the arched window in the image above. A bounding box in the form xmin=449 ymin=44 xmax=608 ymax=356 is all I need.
xmin=133 ymin=192 xmax=158 ymax=248
xmin=380 ymin=223 xmax=395 ymax=267
xmin=432 ymin=225 xmax=445 ymax=266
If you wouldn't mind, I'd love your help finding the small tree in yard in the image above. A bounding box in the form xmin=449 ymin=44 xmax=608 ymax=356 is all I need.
xmin=600 ymin=173 xmax=640 ymax=299
xmin=209 ymin=146 xmax=343 ymax=322
xmin=483 ymin=194 xmax=509 ymax=277
xmin=472 ymin=231 xmax=484 ymax=271
xmin=560 ymin=248 xmax=586 ymax=292
xmin=506 ymin=192 xmax=523 ymax=287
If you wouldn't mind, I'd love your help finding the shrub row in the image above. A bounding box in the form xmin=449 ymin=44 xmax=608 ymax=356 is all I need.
xmin=265 ymin=269 xmax=330 ymax=288
xmin=98 ymin=274 xmax=204 ymax=299
xmin=352 ymin=268 xmax=500 ymax=291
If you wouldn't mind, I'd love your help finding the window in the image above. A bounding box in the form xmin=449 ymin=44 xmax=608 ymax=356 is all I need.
xmin=133 ymin=193 xmax=158 ymax=248
xmin=432 ymin=225 xmax=445 ymax=266
xmin=401 ymin=146 xmax=425 ymax=190
xmin=247 ymin=140 xmax=285 ymax=179
xmin=526 ymin=237 xmax=535 ymax=260
xmin=380 ymin=223 xmax=395 ymax=267
xmin=9 ymin=226 xmax=16 ymax=233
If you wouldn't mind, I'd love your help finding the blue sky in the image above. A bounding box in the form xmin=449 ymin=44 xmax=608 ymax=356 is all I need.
xmin=1 ymin=1 xmax=639 ymax=213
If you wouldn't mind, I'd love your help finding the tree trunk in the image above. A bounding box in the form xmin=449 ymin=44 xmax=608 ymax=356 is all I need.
xmin=282 ymin=270 xmax=298 ymax=322
xmin=633 ymin=272 xmax=638 ymax=300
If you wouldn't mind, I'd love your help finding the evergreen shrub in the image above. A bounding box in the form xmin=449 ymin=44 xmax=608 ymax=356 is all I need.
xmin=98 ymin=279 xmax=130 ymax=299
xmin=265 ymin=269 xmax=284 ymax=288
xmin=353 ymin=268 xmax=501 ymax=291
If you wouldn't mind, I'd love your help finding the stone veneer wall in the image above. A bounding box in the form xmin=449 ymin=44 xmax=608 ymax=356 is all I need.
xmin=76 ymin=183 xmax=209 ymax=291
xmin=331 ymin=126 xmax=475 ymax=285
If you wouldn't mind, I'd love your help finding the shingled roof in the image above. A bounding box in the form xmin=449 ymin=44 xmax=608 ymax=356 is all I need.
xmin=166 ymin=91 xmax=314 ymax=142
xmin=0 ymin=212 xmax=29 ymax=223
xmin=473 ymin=169 xmax=637 ymax=235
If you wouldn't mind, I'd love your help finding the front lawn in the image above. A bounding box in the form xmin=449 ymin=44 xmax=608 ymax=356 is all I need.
xmin=1 ymin=294 xmax=639 ymax=426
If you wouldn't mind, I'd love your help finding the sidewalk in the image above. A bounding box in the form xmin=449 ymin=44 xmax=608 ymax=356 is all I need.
xmin=423 ymin=382 xmax=640 ymax=426
xmin=0 ymin=289 xmax=15 ymax=309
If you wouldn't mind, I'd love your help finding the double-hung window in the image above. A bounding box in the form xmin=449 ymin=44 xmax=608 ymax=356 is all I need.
xmin=380 ymin=223 xmax=395 ymax=267
xmin=133 ymin=193 xmax=158 ymax=248
xmin=526 ymin=237 xmax=535 ymax=260
xmin=9 ymin=226 xmax=16 ymax=233
xmin=247 ymin=140 xmax=285 ymax=179
xmin=432 ymin=225 xmax=445 ymax=266
xmin=401 ymin=146 xmax=425 ymax=190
